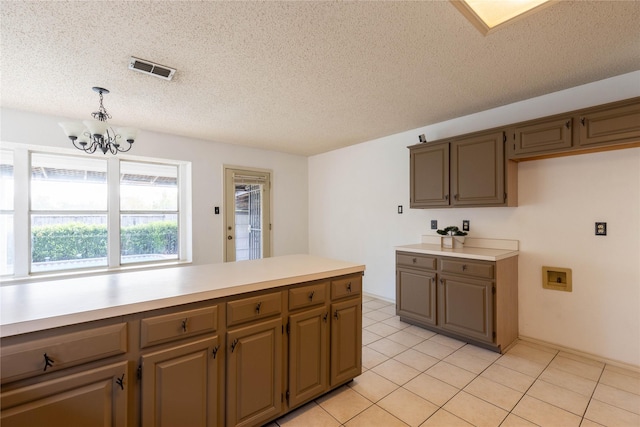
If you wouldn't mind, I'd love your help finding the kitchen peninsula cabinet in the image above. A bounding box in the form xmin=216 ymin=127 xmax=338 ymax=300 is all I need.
xmin=141 ymin=337 xmax=220 ymax=427
xmin=409 ymin=130 xmax=517 ymax=208
xmin=287 ymin=282 xmax=329 ymax=408
xmin=1 ymin=255 xmax=365 ymax=427
xmin=395 ymin=240 xmax=518 ymax=352
xmin=1 ymin=361 xmax=129 ymax=427
xmin=329 ymin=275 xmax=362 ymax=387
xmin=225 ymin=290 xmax=284 ymax=427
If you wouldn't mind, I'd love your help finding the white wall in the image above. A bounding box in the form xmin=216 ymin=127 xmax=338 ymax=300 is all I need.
xmin=309 ymin=71 xmax=640 ymax=367
xmin=1 ymin=108 xmax=309 ymax=265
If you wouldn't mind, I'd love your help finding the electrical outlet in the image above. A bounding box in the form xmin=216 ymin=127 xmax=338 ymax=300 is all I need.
xmin=431 ymin=220 xmax=437 ymax=230
xmin=595 ymin=222 xmax=607 ymax=236
xmin=462 ymin=220 xmax=470 ymax=231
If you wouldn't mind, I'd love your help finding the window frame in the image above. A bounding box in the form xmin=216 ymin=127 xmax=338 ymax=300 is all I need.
xmin=1 ymin=144 xmax=192 ymax=281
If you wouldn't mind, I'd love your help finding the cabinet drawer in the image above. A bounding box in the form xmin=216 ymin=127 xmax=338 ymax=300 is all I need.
xmin=396 ymin=252 xmax=437 ymax=270
xmin=289 ymin=282 xmax=328 ymax=311
xmin=1 ymin=323 xmax=127 ymax=383
xmin=440 ymin=258 xmax=494 ymax=279
xmin=227 ymin=292 xmax=282 ymax=327
xmin=140 ymin=306 xmax=218 ymax=348
xmin=331 ymin=275 xmax=362 ymax=300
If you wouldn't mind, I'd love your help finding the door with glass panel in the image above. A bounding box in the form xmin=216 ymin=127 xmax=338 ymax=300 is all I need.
xmin=224 ymin=168 xmax=271 ymax=262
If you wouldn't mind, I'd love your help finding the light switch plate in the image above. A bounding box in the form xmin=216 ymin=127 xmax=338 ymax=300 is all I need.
xmin=431 ymin=220 xmax=437 ymax=229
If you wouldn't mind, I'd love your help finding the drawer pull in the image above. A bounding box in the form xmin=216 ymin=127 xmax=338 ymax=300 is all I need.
xmin=181 ymin=318 xmax=188 ymax=332
xmin=212 ymin=345 xmax=220 ymax=359
xmin=255 ymin=302 xmax=262 ymax=314
xmin=43 ymin=353 xmax=54 ymax=371
xmin=116 ymin=373 xmax=125 ymax=391
xmin=462 ymin=265 xmax=467 ymax=271
xmin=334 ymin=310 xmax=339 ymax=320
xmin=412 ymin=258 xmax=417 ymax=264
xmin=309 ymin=291 xmax=315 ymax=301
xmin=346 ymin=282 xmax=352 ymax=293
xmin=231 ymin=338 xmax=239 ymax=353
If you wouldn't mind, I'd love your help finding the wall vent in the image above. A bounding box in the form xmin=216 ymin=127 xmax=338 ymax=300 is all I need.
xmin=128 ymin=57 xmax=176 ymax=81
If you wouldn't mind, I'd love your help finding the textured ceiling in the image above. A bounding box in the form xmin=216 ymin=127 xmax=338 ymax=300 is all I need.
xmin=1 ymin=1 xmax=639 ymax=156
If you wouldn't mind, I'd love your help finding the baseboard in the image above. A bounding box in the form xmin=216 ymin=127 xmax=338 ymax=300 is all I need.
xmin=518 ymin=335 xmax=640 ymax=373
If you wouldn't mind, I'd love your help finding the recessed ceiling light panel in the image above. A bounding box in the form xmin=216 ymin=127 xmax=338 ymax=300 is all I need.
xmin=129 ymin=57 xmax=176 ymax=81
xmin=452 ymin=0 xmax=552 ymax=35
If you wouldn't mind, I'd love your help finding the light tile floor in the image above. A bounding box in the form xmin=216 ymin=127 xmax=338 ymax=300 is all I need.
xmin=266 ymin=296 xmax=640 ymax=427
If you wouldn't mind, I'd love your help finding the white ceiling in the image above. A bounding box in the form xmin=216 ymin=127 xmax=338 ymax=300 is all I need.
xmin=1 ymin=1 xmax=639 ymax=156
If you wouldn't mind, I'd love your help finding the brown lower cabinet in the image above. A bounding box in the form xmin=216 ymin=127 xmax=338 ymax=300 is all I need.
xmin=396 ymin=251 xmax=517 ymax=353
xmin=141 ymin=337 xmax=220 ymax=427
xmin=0 ymin=272 xmax=363 ymax=427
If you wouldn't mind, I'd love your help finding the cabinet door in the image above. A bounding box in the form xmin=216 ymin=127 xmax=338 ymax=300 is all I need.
xmin=409 ymin=142 xmax=450 ymax=207
xmin=330 ymin=298 xmax=362 ymax=387
xmin=510 ymin=117 xmax=573 ymax=158
xmin=288 ymin=306 xmax=329 ymax=408
xmin=141 ymin=336 xmax=219 ymax=427
xmin=396 ymin=267 xmax=436 ymax=326
xmin=438 ymin=275 xmax=494 ymax=343
xmin=226 ymin=318 xmax=282 ymax=427
xmin=451 ymin=131 xmax=505 ymax=206
xmin=1 ymin=361 xmax=128 ymax=427
xmin=578 ymin=101 xmax=640 ymax=148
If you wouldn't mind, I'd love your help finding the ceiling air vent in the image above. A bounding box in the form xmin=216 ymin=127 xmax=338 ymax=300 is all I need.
xmin=128 ymin=57 xmax=176 ymax=81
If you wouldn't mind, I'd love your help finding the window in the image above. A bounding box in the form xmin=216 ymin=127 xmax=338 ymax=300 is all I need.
xmin=1 ymin=146 xmax=191 ymax=279
xmin=30 ymin=153 xmax=108 ymax=273
xmin=120 ymin=161 xmax=178 ymax=264
xmin=0 ymin=150 xmax=14 ymax=275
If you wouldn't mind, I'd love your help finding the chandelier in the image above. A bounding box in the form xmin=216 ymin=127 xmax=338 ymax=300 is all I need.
xmin=59 ymin=87 xmax=137 ymax=155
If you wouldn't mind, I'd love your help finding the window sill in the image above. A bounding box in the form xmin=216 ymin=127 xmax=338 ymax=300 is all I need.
xmin=0 ymin=260 xmax=193 ymax=286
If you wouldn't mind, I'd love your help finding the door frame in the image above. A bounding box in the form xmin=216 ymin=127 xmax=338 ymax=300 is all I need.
xmin=223 ymin=165 xmax=272 ymax=262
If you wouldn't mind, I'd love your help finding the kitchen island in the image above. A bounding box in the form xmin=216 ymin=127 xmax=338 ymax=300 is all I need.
xmin=1 ymin=254 xmax=365 ymax=427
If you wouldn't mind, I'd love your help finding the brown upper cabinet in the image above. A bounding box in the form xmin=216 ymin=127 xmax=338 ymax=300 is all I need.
xmin=508 ymin=97 xmax=640 ymax=160
xmin=410 ymin=130 xmax=517 ymax=208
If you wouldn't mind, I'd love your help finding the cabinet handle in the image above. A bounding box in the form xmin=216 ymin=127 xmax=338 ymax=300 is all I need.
xmin=116 ymin=373 xmax=125 ymax=391
xmin=454 ymin=194 xmax=459 ymax=200
xmin=309 ymin=291 xmax=315 ymax=301
xmin=462 ymin=264 xmax=467 ymax=271
xmin=181 ymin=318 xmax=188 ymax=332
xmin=255 ymin=302 xmax=262 ymax=314
xmin=231 ymin=338 xmax=239 ymax=353
xmin=439 ymin=278 xmax=444 ymax=284
xmin=580 ymin=117 xmax=585 ymax=126
xmin=212 ymin=345 xmax=220 ymax=359
xmin=323 ymin=312 xmax=328 ymax=323
xmin=334 ymin=310 xmax=339 ymax=320
xmin=445 ymin=194 xmax=449 ymax=201
xmin=43 ymin=353 xmax=54 ymax=371
xmin=412 ymin=258 xmax=417 ymax=264
xmin=565 ymin=120 xmax=571 ymax=129
xmin=346 ymin=282 xmax=352 ymax=293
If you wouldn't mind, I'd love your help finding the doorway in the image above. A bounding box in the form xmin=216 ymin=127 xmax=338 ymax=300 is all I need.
xmin=224 ymin=167 xmax=271 ymax=262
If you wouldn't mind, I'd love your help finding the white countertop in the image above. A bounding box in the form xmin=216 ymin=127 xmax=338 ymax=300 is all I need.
xmin=396 ymin=237 xmax=519 ymax=261
xmin=1 ymin=255 xmax=365 ymax=338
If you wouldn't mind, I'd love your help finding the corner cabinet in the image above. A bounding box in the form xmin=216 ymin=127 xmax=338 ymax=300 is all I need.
xmin=409 ymin=130 xmax=517 ymax=208
xmin=396 ymin=251 xmax=518 ymax=352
